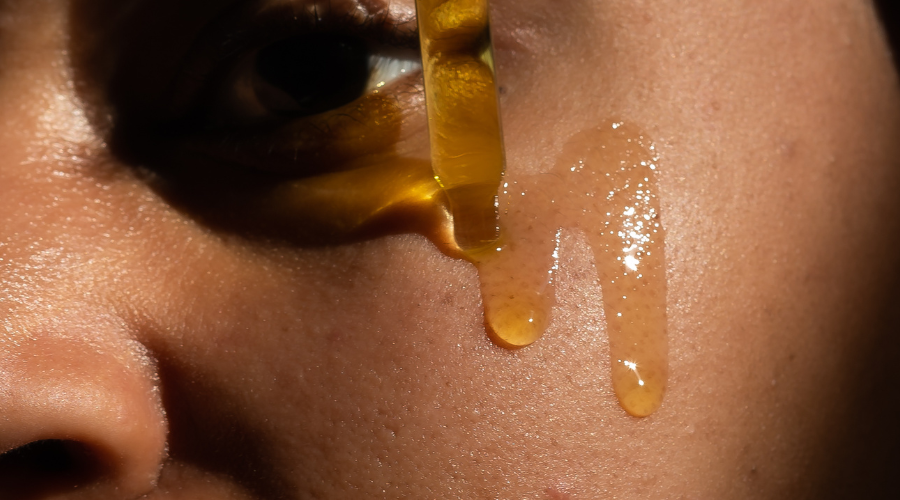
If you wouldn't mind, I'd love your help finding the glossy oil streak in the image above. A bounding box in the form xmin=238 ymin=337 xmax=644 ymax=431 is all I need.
xmin=468 ymin=122 xmax=668 ymax=416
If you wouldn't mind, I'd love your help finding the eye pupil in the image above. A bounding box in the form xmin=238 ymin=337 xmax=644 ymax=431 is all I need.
xmin=254 ymin=34 xmax=370 ymax=117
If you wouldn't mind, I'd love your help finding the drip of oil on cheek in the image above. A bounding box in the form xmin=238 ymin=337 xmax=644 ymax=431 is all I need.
xmin=464 ymin=122 xmax=668 ymax=418
xmin=266 ymin=118 xmax=668 ymax=416
xmin=413 ymin=0 xmax=667 ymax=416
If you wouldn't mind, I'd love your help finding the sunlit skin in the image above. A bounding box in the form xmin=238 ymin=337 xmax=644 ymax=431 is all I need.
xmin=1 ymin=0 xmax=900 ymax=499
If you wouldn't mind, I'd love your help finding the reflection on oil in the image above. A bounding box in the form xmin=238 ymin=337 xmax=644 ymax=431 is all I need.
xmin=464 ymin=122 xmax=668 ymax=417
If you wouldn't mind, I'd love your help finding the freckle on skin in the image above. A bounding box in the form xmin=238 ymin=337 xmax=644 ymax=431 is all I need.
xmin=544 ymin=485 xmax=573 ymax=500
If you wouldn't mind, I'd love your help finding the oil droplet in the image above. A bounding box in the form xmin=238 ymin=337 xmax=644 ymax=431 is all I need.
xmin=467 ymin=122 xmax=668 ymax=417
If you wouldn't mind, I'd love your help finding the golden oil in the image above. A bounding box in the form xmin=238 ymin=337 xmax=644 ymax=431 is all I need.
xmin=415 ymin=0 xmax=505 ymax=252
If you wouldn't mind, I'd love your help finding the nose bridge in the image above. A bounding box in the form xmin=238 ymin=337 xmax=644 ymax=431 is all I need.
xmin=0 ymin=0 xmax=138 ymax=325
xmin=0 ymin=312 xmax=168 ymax=498
xmin=0 ymin=101 xmax=170 ymax=490
xmin=0 ymin=112 xmax=171 ymax=498
xmin=0 ymin=5 xmax=170 ymax=498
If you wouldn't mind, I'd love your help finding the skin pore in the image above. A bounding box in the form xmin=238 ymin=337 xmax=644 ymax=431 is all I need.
xmin=1 ymin=0 xmax=900 ymax=498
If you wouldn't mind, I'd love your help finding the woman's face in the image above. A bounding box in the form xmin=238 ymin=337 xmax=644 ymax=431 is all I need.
xmin=1 ymin=0 xmax=899 ymax=498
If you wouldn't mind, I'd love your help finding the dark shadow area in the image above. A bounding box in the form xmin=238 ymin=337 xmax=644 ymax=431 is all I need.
xmin=151 ymin=351 xmax=294 ymax=500
xmin=0 ymin=440 xmax=103 ymax=499
xmin=63 ymin=3 xmax=433 ymax=496
xmin=67 ymin=0 xmax=432 ymax=251
xmin=815 ymin=295 xmax=900 ymax=499
xmin=875 ymin=0 xmax=900 ymax=70
xmin=826 ymin=6 xmax=900 ymax=493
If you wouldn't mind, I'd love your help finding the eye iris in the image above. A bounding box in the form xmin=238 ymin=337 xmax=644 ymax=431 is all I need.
xmin=254 ymin=34 xmax=370 ymax=117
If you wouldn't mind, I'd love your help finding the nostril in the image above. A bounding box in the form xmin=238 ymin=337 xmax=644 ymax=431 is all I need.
xmin=0 ymin=439 xmax=103 ymax=499
xmin=0 ymin=330 xmax=169 ymax=499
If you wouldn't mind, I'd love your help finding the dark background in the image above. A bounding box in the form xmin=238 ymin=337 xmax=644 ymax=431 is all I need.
xmin=875 ymin=0 xmax=899 ymax=68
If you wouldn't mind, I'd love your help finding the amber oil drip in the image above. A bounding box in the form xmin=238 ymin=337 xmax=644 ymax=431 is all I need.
xmin=412 ymin=1 xmax=666 ymax=415
xmin=415 ymin=0 xmax=505 ymax=251
xmin=263 ymin=121 xmax=669 ymax=415
xmin=468 ymin=123 xmax=669 ymax=416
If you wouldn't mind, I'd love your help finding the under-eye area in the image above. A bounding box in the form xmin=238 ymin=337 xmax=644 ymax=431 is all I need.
xmin=75 ymin=0 xmax=430 ymax=245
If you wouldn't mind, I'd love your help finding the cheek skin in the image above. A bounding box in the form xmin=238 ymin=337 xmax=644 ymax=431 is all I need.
xmin=562 ymin=0 xmax=900 ymax=496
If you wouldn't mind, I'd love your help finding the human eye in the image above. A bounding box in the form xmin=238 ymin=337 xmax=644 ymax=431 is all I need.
xmin=98 ymin=0 xmax=438 ymax=242
xmin=241 ymin=35 xmax=420 ymax=121
xmin=108 ymin=0 xmax=428 ymax=180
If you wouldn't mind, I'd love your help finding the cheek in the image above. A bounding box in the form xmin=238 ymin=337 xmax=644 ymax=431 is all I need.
xmin=492 ymin=0 xmax=900 ymax=492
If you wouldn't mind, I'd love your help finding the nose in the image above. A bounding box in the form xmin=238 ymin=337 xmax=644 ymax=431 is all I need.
xmin=0 ymin=327 xmax=167 ymax=499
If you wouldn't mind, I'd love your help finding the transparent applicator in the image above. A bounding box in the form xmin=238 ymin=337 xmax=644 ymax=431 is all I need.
xmin=415 ymin=0 xmax=552 ymax=350
xmin=414 ymin=0 xmax=505 ymax=252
